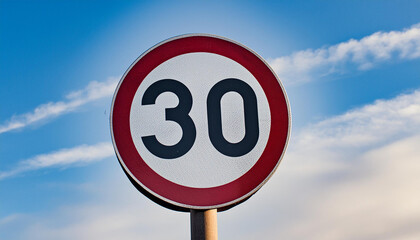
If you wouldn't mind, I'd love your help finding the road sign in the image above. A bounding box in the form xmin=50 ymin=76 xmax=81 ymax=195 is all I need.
xmin=111 ymin=34 xmax=290 ymax=211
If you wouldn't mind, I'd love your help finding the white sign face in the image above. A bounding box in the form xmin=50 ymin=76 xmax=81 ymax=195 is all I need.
xmin=130 ymin=52 xmax=271 ymax=188
xmin=111 ymin=34 xmax=290 ymax=211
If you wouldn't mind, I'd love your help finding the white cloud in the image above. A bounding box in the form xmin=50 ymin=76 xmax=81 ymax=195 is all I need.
xmin=0 ymin=170 xmax=190 ymax=240
xmin=249 ymin=135 xmax=420 ymax=240
xmin=0 ymin=77 xmax=119 ymax=134
xmin=2 ymin=24 xmax=419 ymax=134
xmin=0 ymin=214 xmax=23 ymax=225
xmin=0 ymin=142 xmax=114 ymax=180
xmin=3 ymin=89 xmax=420 ymax=239
xmin=18 ymin=204 xmax=188 ymax=240
xmin=224 ymin=89 xmax=420 ymax=239
xmin=296 ymin=89 xmax=420 ymax=149
xmin=270 ymin=23 xmax=420 ymax=85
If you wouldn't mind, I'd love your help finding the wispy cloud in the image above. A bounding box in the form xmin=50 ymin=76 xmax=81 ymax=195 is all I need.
xmin=270 ymin=23 xmax=420 ymax=85
xmin=3 ymin=24 xmax=419 ymax=134
xmin=3 ymin=89 xmax=420 ymax=239
xmin=0 ymin=142 xmax=114 ymax=180
xmin=234 ymin=89 xmax=420 ymax=239
xmin=296 ymin=89 xmax=420 ymax=149
xmin=0 ymin=176 xmax=190 ymax=240
xmin=0 ymin=77 xmax=119 ymax=134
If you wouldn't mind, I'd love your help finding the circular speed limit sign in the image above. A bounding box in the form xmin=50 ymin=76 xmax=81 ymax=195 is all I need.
xmin=111 ymin=34 xmax=290 ymax=211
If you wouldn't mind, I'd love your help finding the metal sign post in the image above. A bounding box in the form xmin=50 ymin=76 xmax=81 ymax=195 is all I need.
xmin=191 ymin=209 xmax=218 ymax=240
xmin=110 ymin=34 xmax=290 ymax=239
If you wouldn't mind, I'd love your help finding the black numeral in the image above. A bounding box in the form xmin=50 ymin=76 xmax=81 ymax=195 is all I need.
xmin=141 ymin=79 xmax=196 ymax=159
xmin=207 ymin=78 xmax=259 ymax=157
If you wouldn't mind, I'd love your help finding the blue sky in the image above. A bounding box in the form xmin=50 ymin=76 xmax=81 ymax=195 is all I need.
xmin=1 ymin=0 xmax=420 ymax=239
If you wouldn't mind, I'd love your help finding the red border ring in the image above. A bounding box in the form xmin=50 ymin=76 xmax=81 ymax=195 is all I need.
xmin=110 ymin=34 xmax=291 ymax=211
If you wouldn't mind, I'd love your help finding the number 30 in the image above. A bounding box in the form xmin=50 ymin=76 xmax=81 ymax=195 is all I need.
xmin=141 ymin=78 xmax=259 ymax=159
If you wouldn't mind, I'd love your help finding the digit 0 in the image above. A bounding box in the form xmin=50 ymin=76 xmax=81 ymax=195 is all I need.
xmin=207 ymin=78 xmax=259 ymax=157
